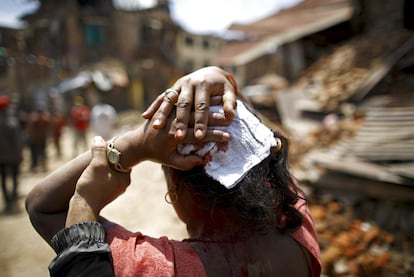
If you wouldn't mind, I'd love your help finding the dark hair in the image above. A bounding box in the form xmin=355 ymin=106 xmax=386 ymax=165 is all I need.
xmin=169 ymin=133 xmax=305 ymax=234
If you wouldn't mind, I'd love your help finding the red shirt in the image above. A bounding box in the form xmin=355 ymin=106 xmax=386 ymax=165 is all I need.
xmin=105 ymin=223 xmax=205 ymax=276
xmin=105 ymin=199 xmax=321 ymax=277
xmin=70 ymin=105 xmax=90 ymax=131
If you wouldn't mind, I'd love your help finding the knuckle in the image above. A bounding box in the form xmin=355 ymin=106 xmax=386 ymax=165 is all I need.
xmin=195 ymin=101 xmax=209 ymax=112
xmin=176 ymin=97 xmax=192 ymax=109
xmin=194 ymin=123 xmax=207 ymax=130
xmin=198 ymin=78 xmax=208 ymax=87
xmin=181 ymin=76 xmax=192 ymax=85
xmin=164 ymin=94 xmax=176 ymax=104
xmin=175 ymin=121 xmax=186 ymax=130
xmin=92 ymin=158 xmax=107 ymax=169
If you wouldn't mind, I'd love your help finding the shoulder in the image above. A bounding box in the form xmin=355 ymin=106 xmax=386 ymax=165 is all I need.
xmin=104 ymin=220 xmax=193 ymax=256
xmin=103 ymin=221 xmax=205 ymax=276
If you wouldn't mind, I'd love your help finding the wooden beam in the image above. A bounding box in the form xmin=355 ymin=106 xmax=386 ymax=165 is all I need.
xmin=309 ymin=171 xmax=414 ymax=202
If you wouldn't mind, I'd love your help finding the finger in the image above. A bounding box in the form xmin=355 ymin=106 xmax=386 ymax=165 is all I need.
xmin=141 ymin=94 xmax=164 ymax=119
xmin=176 ymin=95 xmax=226 ymax=130
xmin=193 ymin=85 xmax=210 ymax=139
xmin=151 ymin=89 xmax=179 ymax=129
xmin=186 ymin=110 xmax=234 ymax=127
xmin=168 ymin=153 xmax=203 ymax=171
xmin=222 ymin=83 xmax=237 ymax=123
xmin=202 ymin=129 xmax=231 ymax=142
xmin=175 ymin=85 xmax=194 ymax=140
xmin=90 ymin=136 xmax=108 ymax=167
xmin=179 ymin=128 xmax=231 ymax=144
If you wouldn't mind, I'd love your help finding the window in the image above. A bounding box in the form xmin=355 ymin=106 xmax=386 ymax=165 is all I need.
xmin=185 ymin=36 xmax=194 ymax=46
xmin=202 ymin=39 xmax=210 ymax=49
xmin=85 ymin=24 xmax=105 ymax=47
xmin=0 ymin=56 xmax=7 ymax=77
xmin=142 ymin=24 xmax=153 ymax=43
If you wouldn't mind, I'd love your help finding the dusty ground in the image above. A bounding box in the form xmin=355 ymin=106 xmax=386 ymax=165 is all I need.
xmin=0 ymin=127 xmax=187 ymax=277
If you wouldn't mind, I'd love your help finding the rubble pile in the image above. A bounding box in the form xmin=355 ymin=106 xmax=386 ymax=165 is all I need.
xmin=288 ymin=114 xmax=363 ymax=166
xmin=309 ymin=195 xmax=414 ymax=277
xmin=294 ymin=32 xmax=412 ymax=112
xmin=255 ymin=22 xmax=414 ymax=275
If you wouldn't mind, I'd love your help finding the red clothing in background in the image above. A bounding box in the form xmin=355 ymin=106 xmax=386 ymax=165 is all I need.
xmin=70 ymin=105 xmax=90 ymax=131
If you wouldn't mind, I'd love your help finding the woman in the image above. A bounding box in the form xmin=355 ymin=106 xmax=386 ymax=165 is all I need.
xmin=25 ymin=67 xmax=321 ymax=276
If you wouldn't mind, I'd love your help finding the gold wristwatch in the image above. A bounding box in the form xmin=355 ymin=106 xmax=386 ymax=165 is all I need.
xmin=107 ymin=136 xmax=131 ymax=173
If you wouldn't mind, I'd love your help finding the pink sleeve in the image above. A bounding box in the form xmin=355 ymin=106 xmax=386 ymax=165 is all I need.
xmin=290 ymin=198 xmax=322 ymax=277
xmin=105 ymin=222 xmax=206 ymax=277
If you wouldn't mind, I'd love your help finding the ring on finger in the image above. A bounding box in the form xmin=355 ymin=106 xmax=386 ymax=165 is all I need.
xmin=163 ymin=88 xmax=179 ymax=97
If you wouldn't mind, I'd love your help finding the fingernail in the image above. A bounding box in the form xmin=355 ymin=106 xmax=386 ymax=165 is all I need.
xmin=194 ymin=161 xmax=203 ymax=166
xmin=93 ymin=136 xmax=104 ymax=144
xmin=195 ymin=129 xmax=203 ymax=138
xmin=222 ymin=132 xmax=231 ymax=140
xmin=153 ymin=119 xmax=161 ymax=126
xmin=176 ymin=128 xmax=183 ymax=138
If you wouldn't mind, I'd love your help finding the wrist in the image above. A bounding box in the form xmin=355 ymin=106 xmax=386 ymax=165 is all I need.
xmin=111 ymin=127 xmax=146 ymax=169
xmin=66 ymin=194 xmax=99 ymax=227
xmin=107 ymin=136 xmax=132 ymax=173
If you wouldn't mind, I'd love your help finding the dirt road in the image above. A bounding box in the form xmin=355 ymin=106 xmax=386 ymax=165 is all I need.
xmin=0 ymin=128 xmax=187 ymax=277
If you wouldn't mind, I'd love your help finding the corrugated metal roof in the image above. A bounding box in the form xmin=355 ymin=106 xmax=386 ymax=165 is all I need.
xmin=300 ymin=85 xmax=414 ymax=186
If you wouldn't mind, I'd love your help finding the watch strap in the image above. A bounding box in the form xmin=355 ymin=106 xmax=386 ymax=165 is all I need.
xmin=107 ymin=136 xmax=131 ymax=173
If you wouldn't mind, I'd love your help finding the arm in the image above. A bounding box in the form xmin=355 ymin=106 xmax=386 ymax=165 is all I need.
xmin=29 ymin=115 xmax=230 ymax=276
xmin=48 ymin=136 xmax=126 ymax=277
xmin=24 ymin=129 xmax=140 ymax=243
xmin=25 ymin=116 xmax=230 ymax=243
xmin=25 ymin=151 xmax=92 ymax=242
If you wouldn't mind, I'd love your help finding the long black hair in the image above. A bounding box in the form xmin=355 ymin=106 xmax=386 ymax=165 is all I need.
xmin=167 ymin=132 xmax=305 ymax=234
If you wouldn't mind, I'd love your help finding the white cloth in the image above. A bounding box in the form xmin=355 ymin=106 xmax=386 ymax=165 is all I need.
xmin=178 ymin=100 xmax=277 ymax=189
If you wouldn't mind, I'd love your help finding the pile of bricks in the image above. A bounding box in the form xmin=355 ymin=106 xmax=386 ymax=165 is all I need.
xmin=309 ymin=194 xmax=413 ymax=277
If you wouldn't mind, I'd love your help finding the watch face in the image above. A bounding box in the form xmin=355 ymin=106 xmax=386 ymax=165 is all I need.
xmin=107 ymin=149 xmax=119 ymax=164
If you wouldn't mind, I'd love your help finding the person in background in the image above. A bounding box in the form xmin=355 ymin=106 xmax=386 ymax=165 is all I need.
xmin=70 ymin=96 xmax=90 ymax=157
xmin=90 ymin=102 xmax=117 ymax=141
xmin=0 ymin=95 xmax=23 ymax=213
xmin=26 ymin=67 xmax=320 ymax=276
xmin=26 ymin=108 xmax=50 ymax=172
xmin=50 ymin=110 xmax=66 ymax=159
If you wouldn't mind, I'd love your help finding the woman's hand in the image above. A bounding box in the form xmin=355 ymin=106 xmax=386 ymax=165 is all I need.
xmin=141 ymin=66 xmax=237 ymax=140
xmin=66 ymin=136 xmax=131 ymax=226
xmin=137 ymin=112 xmax=230 ymax=171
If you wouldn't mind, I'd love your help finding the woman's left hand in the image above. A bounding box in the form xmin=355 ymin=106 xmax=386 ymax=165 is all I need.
xmin=136 ymin=111 xmax=230 ymax=171
xmin=66 ymin=136 xmax=131 ymax=225
xmin=141 ymin=66 xmax=237 ymax=140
